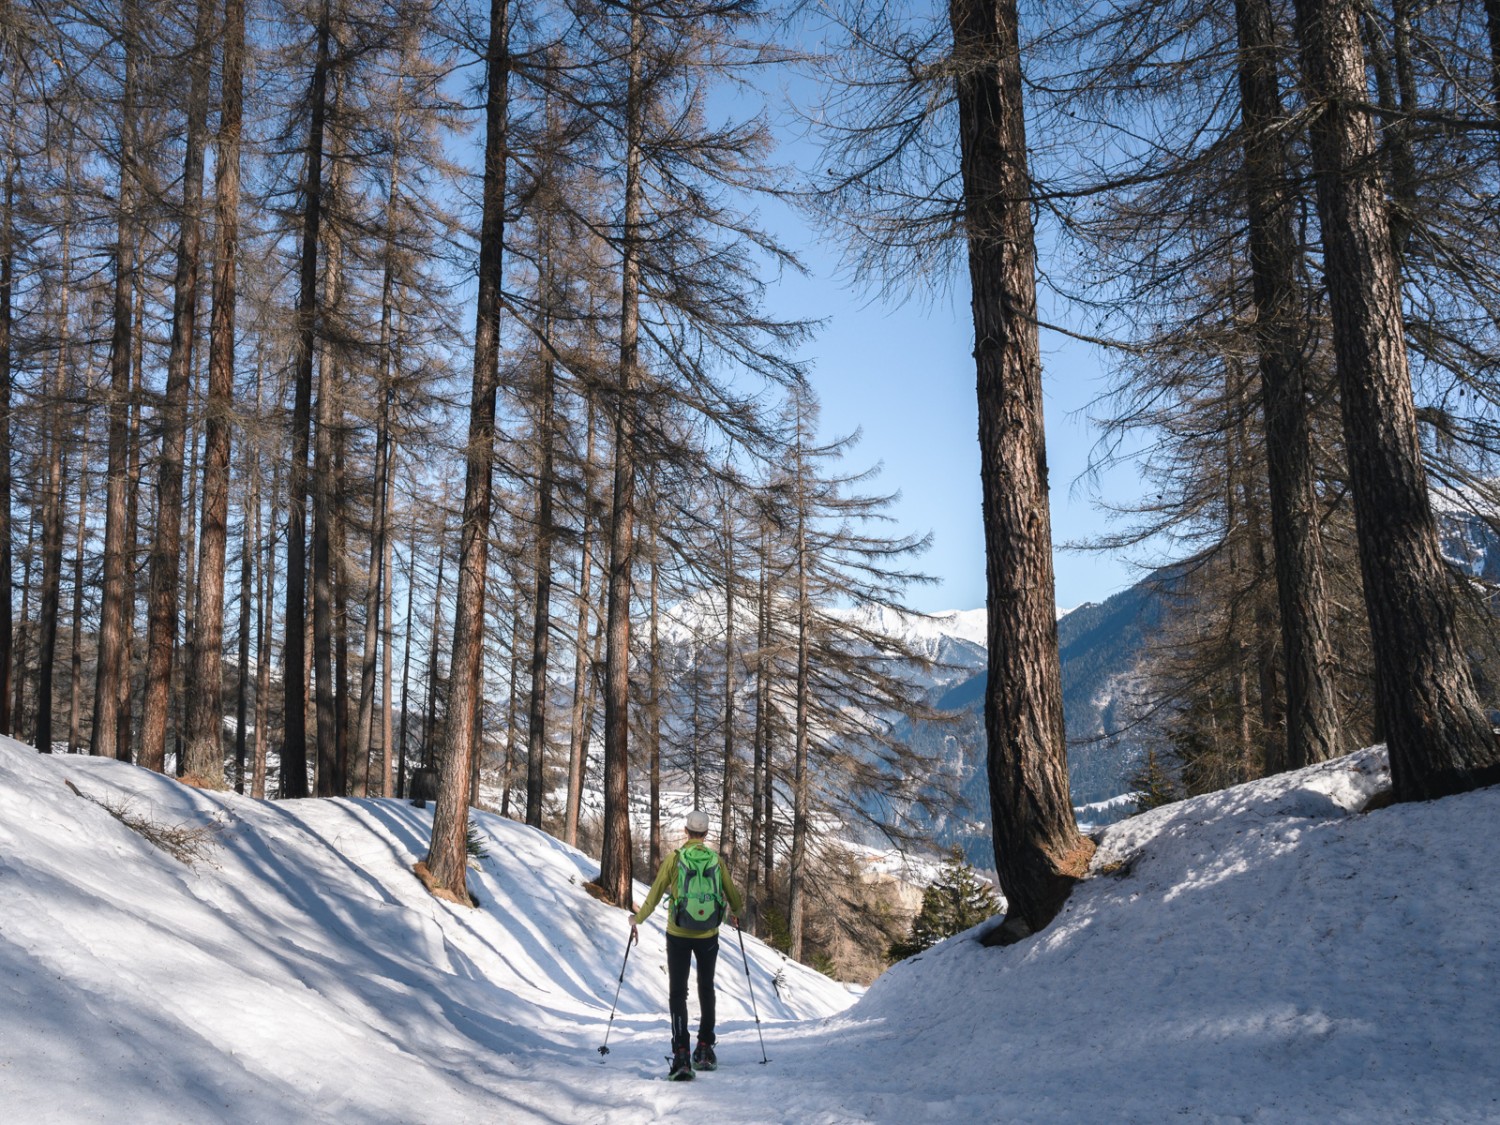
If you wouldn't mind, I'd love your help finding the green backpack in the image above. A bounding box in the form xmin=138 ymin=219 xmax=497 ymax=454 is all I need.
xmin=672 ymin=843 xmax=726 ymax=932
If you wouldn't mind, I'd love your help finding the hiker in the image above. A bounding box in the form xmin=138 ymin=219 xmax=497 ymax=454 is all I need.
xmin=630 ymin=809 xmax=745 ymax=1080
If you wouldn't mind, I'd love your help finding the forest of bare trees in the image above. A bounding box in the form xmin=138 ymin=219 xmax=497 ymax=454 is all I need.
xmin=4 ymin=0 xmax=1500 ymax=964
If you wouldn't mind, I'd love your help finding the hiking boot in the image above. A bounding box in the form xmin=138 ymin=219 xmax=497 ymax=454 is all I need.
xmin=668 ymin=1045 xmax=694 ymax=1081
xmin=692 ymin=1040 xmax=717 ymax=1071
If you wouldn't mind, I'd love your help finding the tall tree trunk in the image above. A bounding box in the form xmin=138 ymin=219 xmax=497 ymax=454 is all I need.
xmin=0 ymin=120 xmax=15 ymax=737
xmin=746 ymin=520 xmax=770 ymax=914
xmin=118 ymin=276 xmax=147 ymax=763
xmin=648 ymin=529 xmax=663 ymax=869
xmin=787 ymin=446 xmax=811 ymax=960
xmin=68 ymin=454 xmax=90 ymax=755
xmin=503 ymin=597 xmax=523 ymax=817
xmin=93 ymin=0 xmax=140 ymax=761
xmin=424 ymin=0 xmax=509 ymax=897
xmin=13 ymin=516 xmax=34 ymax=735
xmin=312 ymin=104 xmax=348 ymax=797
xmin=334 ymin=431 xmax=352 ymax=792
xmin=564 ymin=400 xmax=597 ymax=846
xmin=177 ymin=389 xmax=204 ymax=776
xmin=422 ymin=511 xmax=448 ymax=769
xmin=525 ymin=334 xmax=557 ymax=829
xmin=235 ymin=474 xmax=252 ymax=792
xmin=949 ymin=0 xmax=1091 ymax=936
xmin=1235 ymin=0 xmax=1343 ymax=772
xmin=719 ymin=499 xmax=736 ymax=865
xmin=35 ymin=206 xmax=73 ymax=756
xmin=355 ymin=384 xmax=392 ymax=796
xmin=1235 ymin=406 xmax=1282 ymax=778
xmin=1291 ymin=0 xmax=1500 ymax=799
xmin=184 ymin=0 xmax=244 ymax=785
xmin=13 ymin=512 xmax=34 ymax=734
xmin=599 ymin=0 xmax=645 ymax=908
xmin=398 ymin=521 xmax=418 ymax=796
xmin=141 ymin=0 xmax=212 ymax=775
xmin=253 ymin=426 xmax=279 ymax=799
xmin=282 ymin=0 xmax=333 ymax=798
xmin=380 ymin=462 xmax=396 ymax=797
xmin=355 ymin=110 xmax=403 ymax=794
xmin=1224 ymin=401 xmax=1257 ymax=778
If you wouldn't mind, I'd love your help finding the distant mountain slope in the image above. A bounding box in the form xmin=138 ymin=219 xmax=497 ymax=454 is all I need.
xmin=889 ymin=577 xmax=1166 ymax=866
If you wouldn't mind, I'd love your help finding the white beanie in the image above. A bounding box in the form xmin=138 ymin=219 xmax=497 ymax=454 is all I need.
xmin=684 ymin=809 xmax=711 ymax=835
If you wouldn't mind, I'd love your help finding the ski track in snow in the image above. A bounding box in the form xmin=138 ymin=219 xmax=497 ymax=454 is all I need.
xmin=2 ymin=738 xmax=1498 ymax=1123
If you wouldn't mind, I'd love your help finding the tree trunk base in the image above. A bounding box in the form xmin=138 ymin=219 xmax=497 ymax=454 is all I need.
xmin=583 ymin=876 xmax=631 ymax=911
xmin=979 ymin=838 xmax=1096 ymax=947
xmin=412 ymin=860 xmax=476 ymax=908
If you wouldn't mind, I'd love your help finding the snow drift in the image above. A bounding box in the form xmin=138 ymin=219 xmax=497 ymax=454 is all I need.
xmin=3 ymin=737 xmax=1497 ymax=1123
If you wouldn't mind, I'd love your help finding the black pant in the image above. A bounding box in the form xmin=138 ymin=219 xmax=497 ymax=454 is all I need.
xmin=666 ymin=932 xmax=720 ymax=1051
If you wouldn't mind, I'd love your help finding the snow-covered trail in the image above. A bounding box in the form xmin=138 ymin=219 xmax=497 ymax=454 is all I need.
xmin=0 ymin=739 xmax=852 ymax=1123
xmin=4 ymin=737 xmax=1499 ymax=1123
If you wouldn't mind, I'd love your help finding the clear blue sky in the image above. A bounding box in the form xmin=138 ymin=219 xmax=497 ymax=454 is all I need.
xmin=739 ymin=36 xmax=1151 ymax=616
xmin=759 ymin=212 xmax=1147 ymax=616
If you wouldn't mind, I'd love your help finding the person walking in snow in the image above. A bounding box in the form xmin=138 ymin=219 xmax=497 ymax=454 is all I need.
xmin=630 ymin=809 xmax=745 ymax=1080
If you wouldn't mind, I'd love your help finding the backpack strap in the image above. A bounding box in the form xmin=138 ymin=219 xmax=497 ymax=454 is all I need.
xmin=671 ymin=848 xmax=686 ymax=905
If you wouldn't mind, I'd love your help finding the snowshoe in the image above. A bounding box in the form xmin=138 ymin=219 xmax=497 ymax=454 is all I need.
xmin=668 ymin=1047 xmax=695 ymax=1081
xmin=692 ymin=1041 xmax=717 ymax=1072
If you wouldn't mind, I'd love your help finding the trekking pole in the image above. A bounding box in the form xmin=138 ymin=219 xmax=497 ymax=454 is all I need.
xmin=598 ymin=927 xmax=638 ymax=1059
xmin=735 ymin=918 xmax=770 ymax=1064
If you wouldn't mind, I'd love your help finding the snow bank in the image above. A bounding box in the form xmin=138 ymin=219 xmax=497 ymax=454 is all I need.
xmin=786 ymin=746 xmax=1500 ymax=1121
xmin=6 ymin=737 xmax=1498 ymax=1123
xmin=0 ymin=738 xmax=847 ymax=1123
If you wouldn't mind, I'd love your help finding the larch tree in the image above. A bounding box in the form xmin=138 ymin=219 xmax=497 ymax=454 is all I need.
xmin=1290 ymin=0 xmax=1500 ymax=798
xmin=422 ymin=0 xmax=511 ymax=901
xmin=91 ymin=0 xmax=143 ymax=762
xmin=281 ymin=0 xmax=335 ymax=798
xmin=947 ymin=0 xmax=1092 ymax=935
xmin=140 ymin=0 xmax=213 ymax=776
xmin=183 ymin=0 xmax=247 ymax=785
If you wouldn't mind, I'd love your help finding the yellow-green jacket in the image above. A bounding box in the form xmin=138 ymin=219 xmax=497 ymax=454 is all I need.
xmin=633 ymin=844 xmax=745 ymax=939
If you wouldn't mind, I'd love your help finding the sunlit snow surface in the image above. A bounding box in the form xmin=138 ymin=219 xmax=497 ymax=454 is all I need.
xmin=3 ymin=737 xmax=1498 ymax=1122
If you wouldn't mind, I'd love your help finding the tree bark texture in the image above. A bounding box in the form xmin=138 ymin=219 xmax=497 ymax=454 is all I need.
xmin=564 ymin=401 xmax=597 ymax=846
xmin=281 ymin=0 xmax=333 ymax=798
xmin=0 ymin=132 xmax=14 ymax=737
xmin=599 ymin=2 xmax=645 ymax=909
xmin=787 ymin=452 xmax=811 ymax=960
xmin=525 ymin=340 xmax=557 ymax=829
xmin=185 ymin=0 xmax=245 ymax=786
xmin=424 ymin=0 xmax=509 ymax=898
xmin=719 ymin=502 xmax=736 ymax=865
xmin=1292 ymin=0 xmax=1500 ymax=799
xmin=141 ymin=0 xmax=212 ymax=775
xmin=312 ymin=140 xmax=346 ymax=797
xmin=948 ymin=0 xmax=1091 ymax=932
xmin=93 ymin=3 xmax=140 ymax=762
xmin=35 ymin=211 xmax=72 ymax=756
xmin=68 ymin=458 xmax=89 ymax=755
xmin=1234 ymin=0 xmax=1344 ymax=772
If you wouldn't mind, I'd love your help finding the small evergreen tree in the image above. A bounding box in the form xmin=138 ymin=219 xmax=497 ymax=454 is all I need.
xmin=1130 ymin=747 xmax=1182 ymax=814
xmin=888 ymin=848 xmax=1001 ymax=962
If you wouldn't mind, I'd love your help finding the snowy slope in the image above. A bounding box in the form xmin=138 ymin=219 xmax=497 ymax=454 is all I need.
xmin=790 ymin=747 xmax=1500 ymax=1122
xmin=5 ymin=738 xmax=1499 ymax=1123
xmin=0 ymin=738 xmax=847 ymax=1124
